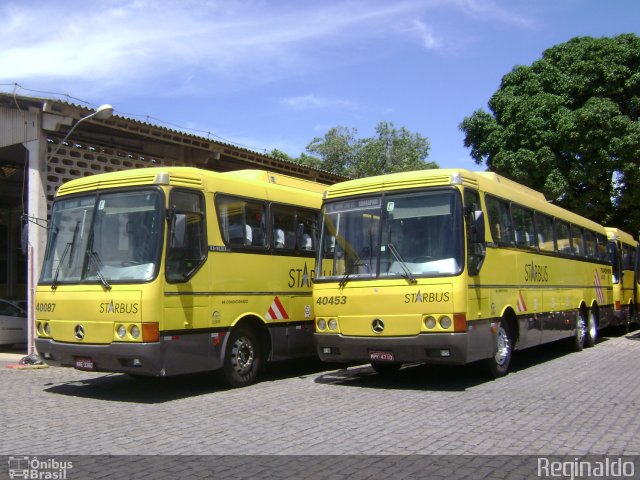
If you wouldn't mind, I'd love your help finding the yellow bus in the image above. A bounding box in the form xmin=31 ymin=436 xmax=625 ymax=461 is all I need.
xmin=605 ymin=227 xmax=637 ymax=333
xmin=313 ymin=169 xmax=613 ymax=377
xmin=35 ymin=167 xmax=325 ymax=387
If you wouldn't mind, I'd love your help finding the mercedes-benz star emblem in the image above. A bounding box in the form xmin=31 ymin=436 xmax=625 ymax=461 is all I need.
xmin=74 ymin=324 xmax=85 ymax=341
xmin=372 ymin=318 xmax=385 ymax=334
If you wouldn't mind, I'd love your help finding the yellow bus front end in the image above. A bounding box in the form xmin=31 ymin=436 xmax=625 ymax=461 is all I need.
xmin=35 ymin=173 xmax=170 ymax=375
xmin=313 ymin=171 xmax=496 ymax=371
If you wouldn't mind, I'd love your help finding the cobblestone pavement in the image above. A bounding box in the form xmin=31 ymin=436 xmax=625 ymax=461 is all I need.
xmin=1 ymin=330 xmax=639 ymax=478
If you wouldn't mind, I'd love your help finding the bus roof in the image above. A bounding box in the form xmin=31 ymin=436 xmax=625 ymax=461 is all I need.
xmin=605 ymin=227 xmax=638 ymax=246
xmin=56 ymin=167 xmax=327 ymax=197
xmin=324 ymin=169 xmax=545 ymax=200
xmin=323 ymin=168 xmax=605 ymax=232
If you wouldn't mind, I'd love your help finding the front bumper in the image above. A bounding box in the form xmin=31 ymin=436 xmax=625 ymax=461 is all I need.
xmin=314 ymin=332 xmax=470 ymax=365
xmin=35 ymin=338 xmax=165 ymax=375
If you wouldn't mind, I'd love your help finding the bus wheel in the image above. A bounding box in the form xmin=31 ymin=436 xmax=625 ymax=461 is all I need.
xmin=570 ymin=310 xmax=587 ymax=352
xmin=370 ymin=362 xmax=402 ymax=375
xmin=487 ymin=319 xmax=512 ymax=378
xmin=620 ymin=311 xmax=631 ymax=335
xmin=585 ymin=309 xmax=598 ymax=348
xmin=222 ymin=327 xmax=262 ymax=388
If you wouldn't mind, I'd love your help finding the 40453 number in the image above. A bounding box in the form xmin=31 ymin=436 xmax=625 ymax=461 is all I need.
xmin=316 ymin=295 xmax=347 ymax=305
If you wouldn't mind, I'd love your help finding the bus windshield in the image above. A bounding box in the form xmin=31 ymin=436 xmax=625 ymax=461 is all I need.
xmin=316 ymin=189 xmax=464 ymax=281
xmin=40 ymin=189 xmax=164 ymax=285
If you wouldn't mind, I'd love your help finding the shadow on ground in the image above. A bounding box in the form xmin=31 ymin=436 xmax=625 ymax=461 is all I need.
xmin=42 ymin=356 xmax=330 ymax=404
xmin=313 ymin=328 xmax=632 ymax=392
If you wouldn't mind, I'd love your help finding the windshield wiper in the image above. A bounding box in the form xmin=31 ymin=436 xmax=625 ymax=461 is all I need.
xmin=339 ymin=269 xmax=351 ymax=288
xmin=51 ymin=222 xmax=80 ymax=290
xmin=387 ymin=243 xmax=417 ymax=284
xmin=51 ymin=242 xmax=71 ymax=290
xmin=85 ymin=229 xmax=111 ymax=291
xmin=86 ymin=250 xmax=111 ymax=291
xmin=338 ymin=254 xmax=371 ymax=288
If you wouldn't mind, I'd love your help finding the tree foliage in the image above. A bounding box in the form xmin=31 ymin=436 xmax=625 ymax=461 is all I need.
xmin=272 ymin=121 xmax=437 ymax=179
xmin=460 ymin=34 xmax=640 ymax=233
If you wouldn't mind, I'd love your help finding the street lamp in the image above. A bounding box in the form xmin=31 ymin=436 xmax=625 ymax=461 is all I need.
xmin=47 ymin=103 xmax=114 ymax=160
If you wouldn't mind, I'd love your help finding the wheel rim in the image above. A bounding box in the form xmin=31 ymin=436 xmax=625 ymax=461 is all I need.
xmin=577 ymin=315 xmax=586 ymax=345
xmin=230 ymin=336 xmax=255 ymax=375
xmin=588 ymin=312 xmax=597 ymax=342
xmin=495 ymin=326 xmax=510 ymax=366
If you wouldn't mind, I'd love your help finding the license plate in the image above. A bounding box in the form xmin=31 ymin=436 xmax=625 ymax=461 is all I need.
xmin=75 ymin=358 xmax=95 ymax=370
xmin=369 ymin=351 xmax=394 ymax=362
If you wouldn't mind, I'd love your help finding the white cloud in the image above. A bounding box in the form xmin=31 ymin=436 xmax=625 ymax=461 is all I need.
xmin=0 ymin=0 xmax=537 ymax=91
xmin=411 ymin=19 xmax=442 ymax=50
xmin=458 ymin=0 xmax=538 ymax=29
xmin=280 ymin=94 xmax=357 ymax=111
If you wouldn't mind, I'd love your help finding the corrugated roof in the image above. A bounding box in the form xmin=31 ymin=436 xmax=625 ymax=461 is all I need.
xmin=0 ymin=92 xmax=348 ymax=184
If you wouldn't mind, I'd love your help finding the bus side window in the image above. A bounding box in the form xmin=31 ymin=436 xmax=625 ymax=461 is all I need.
xmin=571 ymin=225 xmax=585 ymax=257
xmin=584 ymin=229 xmax=598 ymax=260
xmin=596 ymin=233 xmax=608 ymax=261
xmin=485 ymin=195 xmax=513 ymax=244
xmin=272 ymin=205 xmax=296 ymax=250
xmin=217 ymin=195 xmax=265 ymax=248
xmin=535 ymin=212 xmax=555 ymax=252
xmin=296 ymin=209 xmax=318 ymax=252
xmin=555 ymin=220 xmax=571 ymax=254
xmin=512 ymin=204 xmax=536 ymax=248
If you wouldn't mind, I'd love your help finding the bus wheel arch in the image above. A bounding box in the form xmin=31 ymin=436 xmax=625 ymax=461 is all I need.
xmin=221 ymin=316 xmax=270 ymax=387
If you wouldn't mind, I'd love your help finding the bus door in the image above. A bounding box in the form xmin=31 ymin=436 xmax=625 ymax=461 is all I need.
xmin=163 ymin=188 xmax=211 ymax=373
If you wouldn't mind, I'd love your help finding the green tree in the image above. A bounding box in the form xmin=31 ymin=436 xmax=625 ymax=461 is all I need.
xmin=298 ymin=122 xmax=437 ymax=178
xmin=460 ymin=34 xmax=640 ymax=233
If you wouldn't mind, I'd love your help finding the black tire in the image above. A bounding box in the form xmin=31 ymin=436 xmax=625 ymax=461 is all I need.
xmin=222 ymin=327 xmax=262 ymax=388
xmin=620 ymin=309 xmax=631 ymax=335
xmin=486 ymin=319 xmax=512 ymax=378
xmin=370 ymin=362 xmax=402 ymax=375
xmin=570 ymin=310 xmax=587 ymax=352
xmin=585 ymin=309 xmax=598 ymax=348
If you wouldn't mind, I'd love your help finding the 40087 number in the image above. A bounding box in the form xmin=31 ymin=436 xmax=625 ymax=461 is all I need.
xmin=316 ymin=296 xmax=347 ymax=305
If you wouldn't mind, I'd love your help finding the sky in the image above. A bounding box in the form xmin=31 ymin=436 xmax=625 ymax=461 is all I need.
xmin=0 ymin=0 xmax=639 ymax=171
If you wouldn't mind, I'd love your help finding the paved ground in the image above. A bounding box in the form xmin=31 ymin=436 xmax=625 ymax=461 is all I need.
xmin=1 ymin=330 xmax=639 ymax=479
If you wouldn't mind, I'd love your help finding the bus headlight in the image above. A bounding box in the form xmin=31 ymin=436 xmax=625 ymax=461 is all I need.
xmin=44 ymin=323 xmax=51 ymax=336
xmin=317 ymin=319 xmax=327 ymax=331
xmin=117 ymin=325 xmax=126 ymax=338
xmin=424 ymin=316 xmax=437 ymax=329
xmin=439 ymin=316 xmax=452 ymax=329
xmin=328 ymin=319 xmax=338 ymax=331
xmin=36 ymin=322 xmax=43 ymax=335
xmin=130 ymin=325 xmax=141 ymax=339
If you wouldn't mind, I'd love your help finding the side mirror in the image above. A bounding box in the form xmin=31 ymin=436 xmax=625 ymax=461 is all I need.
xmin=471 ymin=210 xmax=485 ymax=244
xmin=170 ymin=213 xmax=187 ymax=249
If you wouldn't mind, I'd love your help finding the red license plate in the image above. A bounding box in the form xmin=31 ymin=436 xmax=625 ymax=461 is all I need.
xmin=75 ymin=357 xmax=95 ymax=370
xmin=369 ymin=351 xmax=394 ymax=362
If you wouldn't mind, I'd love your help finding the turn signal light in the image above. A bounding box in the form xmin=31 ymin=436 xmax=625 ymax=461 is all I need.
xmin=142 ymin=323 xmax=160 ymax=342
xmin=453 ymin=313 xmax=467 ymax=332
